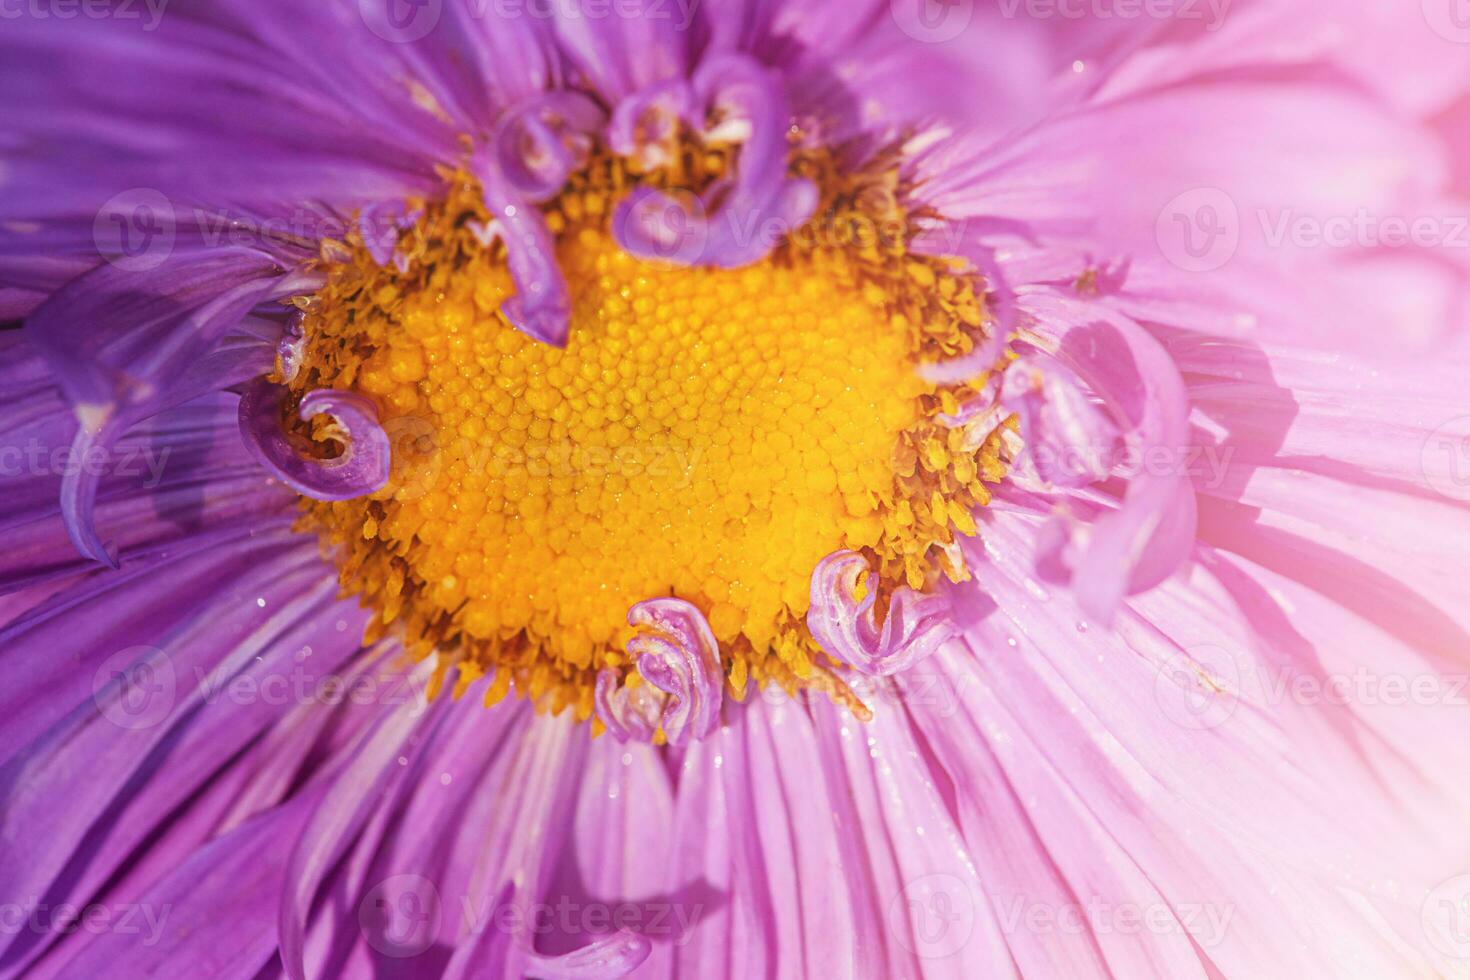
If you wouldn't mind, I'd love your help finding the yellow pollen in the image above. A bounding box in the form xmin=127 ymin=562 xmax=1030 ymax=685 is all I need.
xmin=288 ymin=148 xmax=1007 ymax=721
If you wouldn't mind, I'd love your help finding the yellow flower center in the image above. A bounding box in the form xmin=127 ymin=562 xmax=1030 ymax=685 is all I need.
xmin=289 ymin=150 xmax=1007 ymax=722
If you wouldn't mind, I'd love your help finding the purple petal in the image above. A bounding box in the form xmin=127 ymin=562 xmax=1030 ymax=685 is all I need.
xmin=596 ymin=598 xmax=723 ymax=746
xmin=495 ymin=92 xmax=607 ymax=203
xmin=22 ymin=248 xmax=307 ymax=565
xmin=612 ymin=54 xmax=817 ymax=270
xmin=0 ymin=534 xmax=356 ymax=973
xmin=473 ymin=154 xmax=572 ymax=348
xmin=806 ymin=550 xmax=957 ymax=676
xmin=1018 ymin=290 xmax=1198 ymax=623
xmin=278 ymin=667 xmax=433 ymax=980
xmin=611 ymin=186 xmax=712 ymax=266
xmin=357 ymin=201 xmax=423 ymax=268
xmin=237 ymin=379 xmax=390 ymax=502
xmin=49 ymin=790 xmax=324 ymax=980
xmin=525 ymin=930 xmax=652 ymax=980
xmin=1000 ymin=352 xmax=1121 ymax=488
xmin=547 ymin=0 xmax=689 ymax=104
xmin=608 ymin=80 xmax=697 ymax=170
xmin=593 ymin=668 xmax=660 ymax=744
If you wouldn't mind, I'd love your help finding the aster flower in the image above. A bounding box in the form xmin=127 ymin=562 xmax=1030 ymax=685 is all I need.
xmin=4 ymin=1 xmax=1470 ymax=977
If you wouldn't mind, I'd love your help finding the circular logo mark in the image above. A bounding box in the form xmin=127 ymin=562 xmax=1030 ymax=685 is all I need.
xmin=1156 ymin=187 xmax=1240 ymax=273
xmin=614 ymin=190 xmax=709 ymax=267
xmin=1422 ymin=416 xmax=1470 ymax=502
xmin=359 ymin=0 xmax=442 ymax=43
xmin=1423 ymin=0 xmax=1470 ymax=44
xmin=92 ymin=646 xmax=177 ymax=731
xmin=93 ymin=189 xmax=176 ymax=272
xmin=1422 ymin=874 xmax=1470 ymax=958
xmin=1153 ymin=643 xmax=1242 ymax=730
xmin=887 ymin=873 xmax=977 ymax=959
xmin=360 ymin=873 xmax=442 ymax=958
xmin=890 ymin=0 xmax=975 ymax=43
xmin=382 ymin=415 xmax=442 ymax=502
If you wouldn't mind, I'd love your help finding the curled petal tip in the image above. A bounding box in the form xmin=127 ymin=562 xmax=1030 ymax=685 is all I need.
xmin=503 ymin=295 xmax=570 ymax=348
xmin=475 ymin=158 xmax=574 ymax=349
xmin=594 ymin=667 xmax=660 ymax=744
xmin=1000 ymin=353 xmax=1120 ymax=488
xmin=919 ymin=327 xmax=1008 ymax=386
xmin=497 ymin=92 xmax=607 ymax=203
xmin=609 ymin=80 xmax=696 ymax=170
xmin=59 ymin=421 xmax=124 ymax=569
xmin=526 ymin=929 xmax=652 ymax=980
xmin=595 ymin=598 xmax=723 ymax=746
xmin=238 ymin=378 xmax=391 ymax=501
xmin=611 ymin=53 xmax=815 ymax=270
xmin=807 ymin=551 xmax=957 ymax=676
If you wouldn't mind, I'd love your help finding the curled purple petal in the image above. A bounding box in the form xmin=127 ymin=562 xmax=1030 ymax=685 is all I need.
xmin=612 ymin=54 xmax=816 ymax=269
xmin=496 ymin=92 xmax=606 ymax=202
xmin=608 ymin=79 xmax=696 ymax=170
xmin=1000 ymin=353 xmax=1121 ymax=488
xmin=919 ymin=324 xmax=1008 ymax=386
xmin=1017 ymin=291 xmax=1198 ymax=623
xmin=358 ymin=205 xmax=400 ymax=268
xmin=807 ymin=551 xmax=957 ymax=676
xmin=237 ymin=378 xmax=390 ymax=501
xmin=58 ymin=417 xmax=125 ymax=569
xmin=595 ymin=598 xmax=723 ymax=746
xmin=594 ymin=668 xmax=660 ymax=744
xmin=612 ymin=186 xmax=711 ymax=266
xmin=474 ymin=153 xmax=571 ymax=347
xmin=525 ymin=929 xmax=652 ymax=980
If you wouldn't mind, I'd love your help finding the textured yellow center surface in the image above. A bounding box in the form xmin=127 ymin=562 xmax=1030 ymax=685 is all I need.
xmin=352 ymin=228 xmax=924 ymax=665
xmin=293 ymin=155 xmax=1003 ymax=718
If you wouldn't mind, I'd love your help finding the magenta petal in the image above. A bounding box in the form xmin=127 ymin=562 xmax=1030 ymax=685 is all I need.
xmin=56 ymin=418 xmax=125 ymax=568
xmin=807 ymin=550 xmax=957 ymax=676
xmin=608 ymin=79 xmax=696 ymax=170
xmin=602 ymin=593 xmax=723 ymax=746
xmin=475 ymin=153 xmax=572 ymax=348
xmin=593 ymin=667 xmax=660 ymax=744
xmin=496 ymin=92 xmax=607 ymax=203
xmin=1019 ymin=291 xmax=1199 ymax=623
xmin=612 ymin=54 xmax=817 ymax=270
xmin=1001 ymin=352 xmax=1121 ymax=488
xmin=525 ymin=929 xmax=652 ymax=980
xmin=237 ymin=378 xmax=390 ymax=502
xmin=611 ymin=186 xmax=712 ymax=266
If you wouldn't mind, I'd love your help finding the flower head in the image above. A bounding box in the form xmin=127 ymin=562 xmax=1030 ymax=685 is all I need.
xmin=4 ymin=1 xmax=1470 ymax=977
